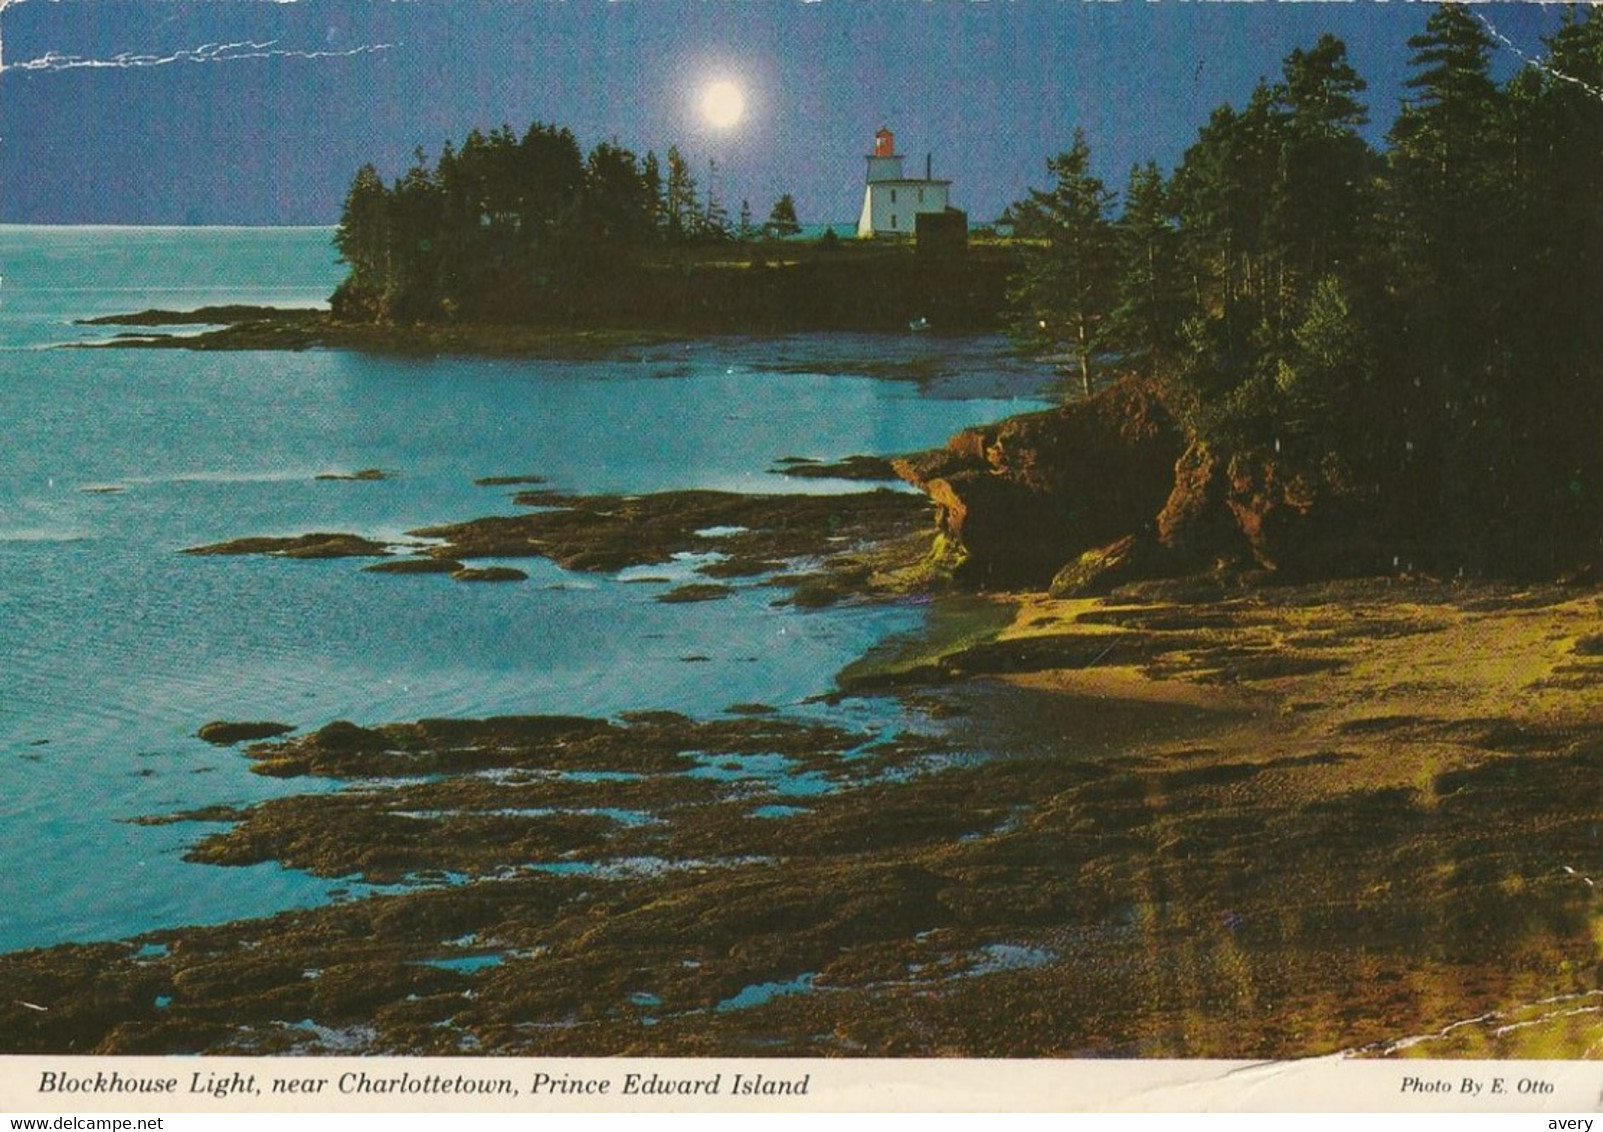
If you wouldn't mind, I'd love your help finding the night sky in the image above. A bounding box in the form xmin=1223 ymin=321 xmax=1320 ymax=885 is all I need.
xmin=0 ymin=1 xmax=1572 ymax=228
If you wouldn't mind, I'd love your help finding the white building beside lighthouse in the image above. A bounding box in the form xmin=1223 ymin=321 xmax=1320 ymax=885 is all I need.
xmin=857 ymin=128 xmax=952 ymax=239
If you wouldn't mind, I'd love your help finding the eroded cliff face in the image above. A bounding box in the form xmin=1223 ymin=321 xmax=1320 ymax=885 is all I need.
xmin=894 ymin=376 xmax=1183 ymax=590
xmin=1158 ymin=442 xmax=1387 ymax=579
xmin=897 ymin=375 xmax=1388 ymax=593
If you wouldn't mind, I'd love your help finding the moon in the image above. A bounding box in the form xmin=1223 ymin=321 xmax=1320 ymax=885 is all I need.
xmin=700 ymin=80 xmax=745 ymax=129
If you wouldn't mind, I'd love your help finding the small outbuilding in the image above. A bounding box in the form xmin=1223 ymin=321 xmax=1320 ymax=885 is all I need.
xmin=916 ymin=208 xmax=968 ymax=256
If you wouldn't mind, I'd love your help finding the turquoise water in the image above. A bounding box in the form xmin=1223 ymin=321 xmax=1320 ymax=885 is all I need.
xmin=0 ymin=226 xmax=1053 ymax=953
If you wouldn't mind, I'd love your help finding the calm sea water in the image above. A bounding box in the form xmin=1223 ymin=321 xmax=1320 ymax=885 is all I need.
xmin=0 ymin=226 xmax=1054 ymax=953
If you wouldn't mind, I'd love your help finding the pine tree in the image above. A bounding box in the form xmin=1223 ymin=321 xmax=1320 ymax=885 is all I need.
xmin=581 ymin=141 xmax=656 ymax=246
xmin=333 ymin=164 xmax=391 ymax=289
xmin=517 ymin=122 xmax=585 ymax=239
xmin=663 ymin=146 xmax=700 ymax=241
xmin=1009 ymin=129 xmax=1118 ymax=398
xmin=1388 ymin=3 xmax=1508 ymax=281
xmin=766 ymin=194 xmax=801 ymax=237
xmin=1106 ymin=162 xmax=1183 ymax=376
xmin=384 ymin=148 xmax=446 ymax=321
xmin=703 ymin=158 xmax=731 ymax=240
xmin=1488 ymin=8 xmax=1603 ymax=568
xmin=1272 ymin=34 xmax=1377 ymax=284
xmin=642 ymin=151 xmax=664 ymax=237
xmin=1170 ymin=83 xmax=1283 ymax=363
xmin=1386 ymin=3 xmax=1516 ymax=570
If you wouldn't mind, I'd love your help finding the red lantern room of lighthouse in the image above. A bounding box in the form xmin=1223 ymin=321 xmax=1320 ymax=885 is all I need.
xmin=874 ymin=128 xmax=895 ymax=157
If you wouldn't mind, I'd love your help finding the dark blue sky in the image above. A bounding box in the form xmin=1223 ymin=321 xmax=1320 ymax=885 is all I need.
xmin=0 ymin=1 xmax=1570 ymax=227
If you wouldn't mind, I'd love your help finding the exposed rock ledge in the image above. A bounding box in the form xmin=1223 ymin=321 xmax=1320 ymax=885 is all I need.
xmin=892 ymin=376 xmax=1182 ymax=591
xmin=894 ymin=374 xmax=1391 ymax=595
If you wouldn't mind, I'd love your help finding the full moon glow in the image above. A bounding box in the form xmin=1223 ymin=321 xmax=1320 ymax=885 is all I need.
xmin=700 ymin=80 xmax=745 ymax=129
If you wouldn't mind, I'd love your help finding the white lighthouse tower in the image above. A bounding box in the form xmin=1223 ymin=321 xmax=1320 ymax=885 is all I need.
xmin=857 ymin=127 xmax=952 ymax=239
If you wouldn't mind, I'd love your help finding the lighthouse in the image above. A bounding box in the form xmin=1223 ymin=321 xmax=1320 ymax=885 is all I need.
xmin=856 ymin=128 xmax=953 ymax=239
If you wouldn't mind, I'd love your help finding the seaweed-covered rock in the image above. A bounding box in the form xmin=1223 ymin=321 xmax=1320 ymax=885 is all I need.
xmin=413 ymin=489 xmax=924 ymax=574
xmin=451 ymin=567 xmax=528 ymax=583
xmin=771 ymin=455 xmax=900 ymax=482
xmin=197 ymin=720 xmax=295 ymax=746
xmin=364 ymin=558 xmax=464 ymax=575
xmin=176 ymin=487 xmax=930 ymax=609
xmin=474 ymin=475 xmax=548 ymax=487
xmin=315 ymin=468 xmax=387 ymax=482
xmin=183 ymin=533 xmax=391 ymax=559
xmin=656 ymin=583 xmax=734 ymax=603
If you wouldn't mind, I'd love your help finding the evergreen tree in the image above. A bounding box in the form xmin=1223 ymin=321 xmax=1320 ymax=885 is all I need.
xmin=1009 ymin=129 xmax=1118 ymax=398
xmin=479 ymin=124 xmax=526 ymax=234
xmin=1272 ymin=34 xmax=1378 ymax=285
xmin=580 ymin=141 xmax=656 ymax=246
xmin=1170 ymin=84 xmax=1283 ymax=364
xmin=517 ymin=122 xmax=586 ymax=239
xmin=703 ymin=158 xmax=732 ymax=240
xmin=1491 ymin=8 xmax=1603 ymax=568
xmin=1106 ymin=162 xmax=1183 ymax=376
xmin=1273 ymin=273 xmax=1375 ymax=482
xmin=1388 ymin=3 xmax=1508 ymax=287
xmin=431 ymin=137 xmax=481 ymax=313
xmin=331 ymin=163 xmax=392 ymax=318
xmin=642 ymin=150 xmax=665 ymax=237
xmin=1159 ymin=40 xmax=1384 ymax=464
xmin=1386 ymin=2 xmax=1515 ymax=569
xmin=384 ymin=148 xmax=446 ymax=322
xmin=663 ymin=146 xmax=700 ymax=240
xmin=766 ymin=194 xmax=801 ymax=236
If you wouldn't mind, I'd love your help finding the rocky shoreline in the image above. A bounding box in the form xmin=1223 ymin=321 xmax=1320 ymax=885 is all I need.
xmin=4 ymin=572 xmax=1601 ymax=1057
xmin=7 ymin=346 xmax=1602 ymax=1058
xmin=182 ymin=484 xmax=934 ymax=607
xmin=74 ymin=307 xmax=680 ymax=360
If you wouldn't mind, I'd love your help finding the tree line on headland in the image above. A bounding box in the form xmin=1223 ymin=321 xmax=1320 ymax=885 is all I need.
xmin=332 ymin=124 xmax=803 ymax=324
xmin=1001 ymin=4 xmax=1603 ymax=579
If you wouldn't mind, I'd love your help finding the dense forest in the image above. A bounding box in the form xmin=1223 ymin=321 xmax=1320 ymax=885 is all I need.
xmin=1008 ymin=5 xmax=1603 ymax=578
xmin=331 ymin=126 xmax=779 ymax=323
